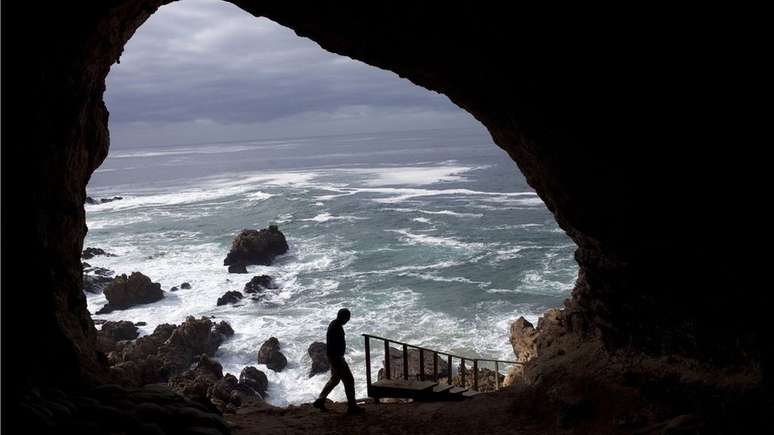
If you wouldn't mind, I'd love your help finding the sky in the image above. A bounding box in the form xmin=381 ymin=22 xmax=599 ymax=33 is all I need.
xmin=105 ymin=0 xmax=481 ymax=148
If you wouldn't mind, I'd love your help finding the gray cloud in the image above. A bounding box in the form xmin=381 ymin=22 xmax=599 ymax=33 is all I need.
xmin=105 ymin=0 xmax=479 ymax=147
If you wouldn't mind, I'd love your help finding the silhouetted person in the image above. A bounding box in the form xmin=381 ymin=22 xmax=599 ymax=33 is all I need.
xmin=313 ymin=308 xmax=364 ymax=415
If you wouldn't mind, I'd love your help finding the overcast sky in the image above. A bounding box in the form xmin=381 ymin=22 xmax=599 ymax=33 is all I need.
xmin=105 ymin=0 xmax=480 ymax=148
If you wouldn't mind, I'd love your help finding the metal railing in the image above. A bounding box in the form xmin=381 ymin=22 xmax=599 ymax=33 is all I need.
xmin=363 ymin=333 xmax=520 ymax=392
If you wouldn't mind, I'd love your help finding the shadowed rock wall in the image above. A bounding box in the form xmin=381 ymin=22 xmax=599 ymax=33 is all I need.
xmin=2 ymin=1 xmax=765 ymax=396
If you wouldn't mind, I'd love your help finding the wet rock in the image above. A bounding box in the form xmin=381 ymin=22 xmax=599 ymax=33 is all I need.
xmin=227 ymin=264 xmax=247 ymax=274
xmin=169 ymin=355 xmax=223 ymax=402
xmin=223 ymin=225 xmax=288 ymax=268
xmin=83 ymin=273 xmax=113 ymax=294
xmin=82 ymin=247 xmax=116 ymax=259
xmin=109 ymin=317 xmax=234 ymax=386
xmin=216 ymin=291 xmax=243 ymax=306
xmin=378 ymin=346 xmax=449 ymax=381
xmin=243 ymin=275 xmax=277 ymax=294
xmin=96 ymin=272 xmax=164 ymax=314
xmin=86 ymin=196 xmax=123 ymax=204
xmin=135 ymin=322 xmax=147 ymax=327
xmin=170 ymin=286 xmax=179 ymax=292
xmin=239 ymin=366 xmax=268 ymax=397
xmin=101 ymin=321 xmax=139 ymax=342
xmin=307 ymin=342 xmax=329 ymax=377
xmin=180 ymin=282 xmax=191 ymax=289
xmin=257 ymin=337 xmax=287 ymax=372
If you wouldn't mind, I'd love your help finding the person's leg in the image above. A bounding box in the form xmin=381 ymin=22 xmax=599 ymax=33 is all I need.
xmin=339 ymin=360 xmax=356 ymax=406
xmin=314 ymin=359 xmax=341 ymax=411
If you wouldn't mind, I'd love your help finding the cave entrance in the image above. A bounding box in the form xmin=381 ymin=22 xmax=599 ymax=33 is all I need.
xmin=81 ymin=0 xmax=577 ymax=406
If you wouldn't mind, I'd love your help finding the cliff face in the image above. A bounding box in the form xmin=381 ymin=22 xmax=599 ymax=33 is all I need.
xmin=2 ymin=0 xmax=765 ymax=397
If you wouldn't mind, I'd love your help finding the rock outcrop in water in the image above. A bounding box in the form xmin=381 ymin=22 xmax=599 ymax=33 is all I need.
xmin=108 ymin=316 xmax=234 ymax=386
xmin=82 ymin=247 xmax=116 ymax=259
xmin=96 ymin=272 xmax=164 ymax=314
xmin=86 ymin=195 xmax=123 ymax=205
xmin=243 ymin=275 xmax=277 ymax=294
xmin=83 ymin=263 xmax=115 ymax=293
xmin=216 ymin=291 xmax=243 ymax=306
xmin=257 ymin=337 xmax=287 ymax=372
xmin=307 ymin=342 xmax=329 ymax=377
xmin=223 ymin=226 xmax=288 ymax=271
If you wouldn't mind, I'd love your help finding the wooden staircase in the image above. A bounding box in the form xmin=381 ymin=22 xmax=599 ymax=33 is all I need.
xmin=362 ymin=334 xmax=519 ymax=403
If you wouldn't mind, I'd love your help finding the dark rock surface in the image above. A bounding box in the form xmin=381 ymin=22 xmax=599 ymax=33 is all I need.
xmin=82 ymin=247 xmax=116 ymax=259
xmin=239 ymin=367 xmax=268 ymax=398
xmin=227 ymin=264 xmax=247 ymax=274
xmin=216 ymin=291 xmax=243 ymax=306
xmin=180 ymin=282 xmax=192 ymax=289
xmin=83 ymin=273 xmax=114 ymax=294
xmin=223 ymin=226 xmax=288 ymax=268
xmin=86 ymin=195 xmax=123 ymax=204
xmin=100 ymin=320 xmax=139 ymax=342
xmin=243 ymin=275 xmax=277 ymax=294
xmin=109 ymin=317 xmax=234 ymax=386
xmin=257 ymin=337 xmax=287 ymax=372
xmin=307 ymin=342 xmax=329 ymax=377
xmin=97 ymin=272 xmax=164 ymax=314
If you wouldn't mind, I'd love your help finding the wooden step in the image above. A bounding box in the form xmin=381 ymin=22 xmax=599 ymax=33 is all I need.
xmin=462 ymin=390 xmax=480 ymax=398
xmin=432 ymin=384 xmax=455 ymax=394
xmin=448 ymin=387 xmax=468 ymax=394
xmin=372 ymin=379 xmax=437 ymax=391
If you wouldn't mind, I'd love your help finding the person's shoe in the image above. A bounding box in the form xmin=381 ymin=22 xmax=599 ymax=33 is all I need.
xmin=346 ymin=405 xmax=365 ymax=415
xmin=313 ymin=398 xmax=328 ymax=412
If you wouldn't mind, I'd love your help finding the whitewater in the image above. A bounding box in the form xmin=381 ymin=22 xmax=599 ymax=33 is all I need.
xmin=84 ymin=127 xmax=577 ymax=406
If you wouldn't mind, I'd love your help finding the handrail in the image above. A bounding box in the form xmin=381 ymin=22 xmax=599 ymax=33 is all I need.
xmin=362 ymin=333 xmax=519 ymax=365
xmin=362 ymin=333 xmax=521 ymax=397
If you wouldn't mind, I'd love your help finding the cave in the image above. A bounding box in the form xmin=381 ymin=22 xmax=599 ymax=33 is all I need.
xmin=2 ymin=1 xmax=769 ymax=433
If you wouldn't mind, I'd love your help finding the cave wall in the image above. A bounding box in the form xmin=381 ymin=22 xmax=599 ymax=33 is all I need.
xmin=2 ymin=0 xmax=765 ymax=393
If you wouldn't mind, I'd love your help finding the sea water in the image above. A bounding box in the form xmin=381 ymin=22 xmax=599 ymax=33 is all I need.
xmin=84 ymin=127 xmax=577 ymax=405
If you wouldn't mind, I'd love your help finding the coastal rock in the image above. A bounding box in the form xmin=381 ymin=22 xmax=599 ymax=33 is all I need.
xmin=216 ymin=291 xmax=243 ymax=306
xmin=170 ymin=286 xmax=179 ymax=292
xmin=169 ymin=355 xmax=223 ymax=402
xmin=109 ymin=317 xmax=234 ymax=386
xmin=100 ymin=321 xmax=139 ymax=342
xmin=223 ymin=225 xmax=288 ymax=268
xmin=257 ymin=337 xmax=287 ymax=372
xmin=96 ymin=272 xmax=163 ymax=314
xmin=180 ymin=282 xmax=191 ymax=289
xmin=307 ymin=342 xmax=329 ymax=377
xmin=86 ymin=196 xmax=123 ymax=205
xmin=239 ymin=367 xmax=268 ymax=397
xmin=83 ymin=274 xmax=113 ymax=294
xmin=450 ymin=366 xmax=505 ymax=393
xmin=510 ymin=316 xmax=539 ymax=363
xmin=243 ymin=275 xmax=277 ymax=294
xmin=81 ymin=247 xmax=116 ymax=259
xmin=227 ymin=264 xmax=247 ymax=274
xmin=377 ymin=347 xmax=449 ymax=381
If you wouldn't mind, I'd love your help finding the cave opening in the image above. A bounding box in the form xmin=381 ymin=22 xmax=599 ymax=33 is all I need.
xmin=83 ymin=0 xmax=578 ymax=407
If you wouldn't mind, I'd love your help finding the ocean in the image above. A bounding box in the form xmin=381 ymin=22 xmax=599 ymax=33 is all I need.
xmin=84 ymin=127 xmax=577 ymax=405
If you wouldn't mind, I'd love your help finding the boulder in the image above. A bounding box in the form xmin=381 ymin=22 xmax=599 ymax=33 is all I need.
xmin=100 ymin=321 xmax=139 ymax=342
xmin=169 ymin=355 xmax=223 ymax=402
xmin=82 ymin=247 xmax=116 ymax=259
xmin=227 ymin=264 xmax=247 ymax=274
xmin=377 ymin=346 xmax=449 ymax=381
xmin=96 ymin=272 xmax=163 ymax=314
xmin=257 ymin=337 xmax=287 ymax=372
xmin=109 ymin=317 xmax=234 ymax=386
xmin=307 ymin=342 xmax=329 ymax=377
xmin=239 ymin=367 xmax=268 ymax=397
xmin=180 ymin=282 xmax=191 ymax=289
xmin=243 ymin=275 xmax=277 ymax=294
xmin=216 ymin=291 xmax=243 ymax=306
xmin=83 ymin=274 xmax=113 ymax=294
xmin=223 ymin=226 xmax=288 ymax=268
xmin=170 ymin=286 xmax=179 ymax=292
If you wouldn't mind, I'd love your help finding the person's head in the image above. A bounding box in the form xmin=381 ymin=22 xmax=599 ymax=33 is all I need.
xmin=337 ymin=308 xmax=351 ymax=324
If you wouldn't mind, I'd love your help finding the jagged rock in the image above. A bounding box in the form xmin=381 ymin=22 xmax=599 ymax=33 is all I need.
xmin=83 ymin=274 xmax=113 ymax=294
xmin=81 ymin=247 xmax=116 ymax=259
xmin=243 ymin=275 xmax=277 ymax=294
xmin=169 ymin=355 xmax=223 ymax=402
xmin=257 ymin=337 xmax=287 ymax=372
xmin=239 ymin=367 xmax=268 ymax=397
xmin=216 ymin=291 xmax=243 ymax=306
xmin=451 ymin=366 xmax=505 ymax=393
xmin=96 ymin=272 xmax=163 ymax=314
xmin=180 ymin=282 xmax=191 ymax=289
xmin=170 ymin=286 xmax=179 ymax=292
xmin=227 ymin=264 xmax=247 ymax=274
xmin=109 ymin=317 xmax=234 ymax=386
xmin=307 ymin=342 xmax=329 ymax=377
xmin=377 ymin=346 xmax=449 ymax=381
xmin=510 ymin=316 xmax=539 ymax=363
xmin=86 ymin=196 xmax=123 ymax=205
xmin=100 ymin=321 xmax=139 ymax=342
xmin=223 ymin=225 xmax=288 ymax=268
